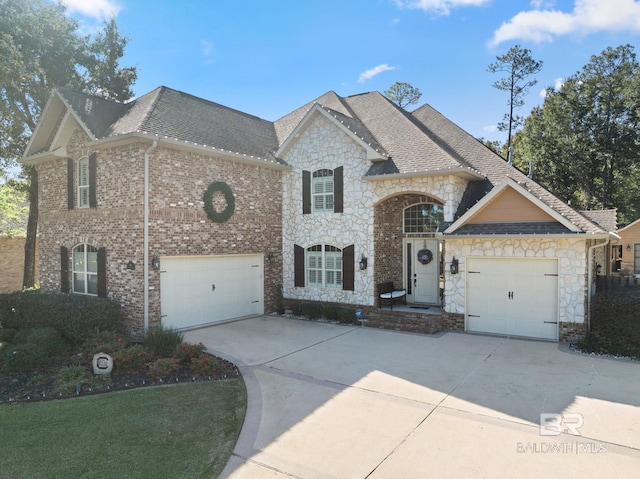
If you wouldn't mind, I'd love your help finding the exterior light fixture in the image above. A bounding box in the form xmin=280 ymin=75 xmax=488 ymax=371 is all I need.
xmin=151 ymin=255 xmax=160 ymax=270
xmin=126 ymin=261 xmax=135 ymax=270
xmin=450 ymin=257 xmax=459 ymax=275
xmin=359 ymin=255 xmax=368 ymax=270
xmin=267 ymin=252 xmax=274 ymax=262
xmin=627 ymin=244 xmax=632 ymax=252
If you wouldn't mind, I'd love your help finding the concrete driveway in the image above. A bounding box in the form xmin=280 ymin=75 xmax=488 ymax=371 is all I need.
xmin=184 ymin=316 xmax=640 ymax=478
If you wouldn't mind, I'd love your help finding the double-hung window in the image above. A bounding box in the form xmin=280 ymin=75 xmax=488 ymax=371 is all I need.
xmin=306 ymin=244 xmax=342 ymax=288
xmin=73 ymin=244 xmax=98 ymax=295
xmin=312 ymin=169 xmax=334 ymax=212
xmin=77 ymin=156 xmax=90 ymax=208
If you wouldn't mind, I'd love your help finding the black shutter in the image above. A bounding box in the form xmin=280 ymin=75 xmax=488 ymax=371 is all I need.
xmin=60 ymin=246 xmax=69 ymax=293
xmin=89 ymin=152 xmax=97 ymax=208
xmin=302 ymin=170 xmax=311 ymax=214
xmin=342 ymin=244 xmax=354 ymax=291
xmin=67 ymin=158 xmax=74 ymax=210
xmin=294 ymin=244 xmax=305 ymax=287
xmin=97 ymin=247 xmax=107 ymax=298
xmin=333 ymin=166 xmax=343 ymax=213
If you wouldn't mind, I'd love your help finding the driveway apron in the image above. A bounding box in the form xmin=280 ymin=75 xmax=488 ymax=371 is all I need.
xmin=184 ymin=316 xmax=640 ymax=479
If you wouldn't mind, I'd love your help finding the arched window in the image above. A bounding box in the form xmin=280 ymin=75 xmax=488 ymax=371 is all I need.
xmin=73 ymin=244 xmax=98 ymax=295
xmin=306 ymin=244 xmax=342 ymax=288
xmin=312 ymin=169 xmax=334 ymax=212
xmin=404 ymin=203 xmax=444 ymax=234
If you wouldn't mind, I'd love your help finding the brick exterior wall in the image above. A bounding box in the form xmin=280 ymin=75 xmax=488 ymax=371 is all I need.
xmin=36 ymin=128 xmax=282 ymax=337
xmin=0 ymin=237 xmax=39 ymax=293
xmin=373 ymin=194 xmax=443 ymax=293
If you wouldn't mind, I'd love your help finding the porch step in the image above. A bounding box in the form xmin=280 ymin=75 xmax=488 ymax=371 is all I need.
xmin=363 ymin=308 xmax=443 ymax=335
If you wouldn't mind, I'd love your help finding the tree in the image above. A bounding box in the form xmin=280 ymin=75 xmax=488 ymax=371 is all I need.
xmin=0 ymin=175 xmax=28 ymax=237
xmin=521 ymin=45 xmax=640 ymax=224
xmin=384 ymin=82 xmax=422 ymax=109
xmin=0 ymin=0 xmax=137 ymax=288
xmin=488 ymin=45 xmax=542 ymax=151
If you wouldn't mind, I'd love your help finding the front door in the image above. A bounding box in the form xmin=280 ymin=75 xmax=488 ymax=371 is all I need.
xmin=405 ymin=239 xmax=440 ymax=305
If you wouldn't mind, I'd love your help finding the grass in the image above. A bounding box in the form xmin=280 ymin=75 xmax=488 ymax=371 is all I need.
xmin=579 ymin=287 xmax=640 ymax=358
xmin=0 ymin=379 xmax=246 ymax=479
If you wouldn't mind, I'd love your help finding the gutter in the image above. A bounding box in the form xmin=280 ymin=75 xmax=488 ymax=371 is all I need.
xmin=143 ymin=140 xmax=157 ymax=333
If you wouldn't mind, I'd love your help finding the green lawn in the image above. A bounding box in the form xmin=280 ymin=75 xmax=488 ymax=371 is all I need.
xmin=0 ymin=379 xmax=246 ymax=479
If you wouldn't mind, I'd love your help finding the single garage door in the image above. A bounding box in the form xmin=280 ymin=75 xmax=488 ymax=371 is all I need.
xmin=466 ymin=258 xmax=558 ymax=340
xmin=160 ymin=254 xmax=264 ymax=330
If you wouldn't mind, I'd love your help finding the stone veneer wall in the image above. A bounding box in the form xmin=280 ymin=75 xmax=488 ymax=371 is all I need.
xmin=443 ymin=237 xmax=588 ymax=339
xmin=37 ymin=128 xmax=282 ymax=337
xmin=281 ymin=112 xmax=469 ymax=307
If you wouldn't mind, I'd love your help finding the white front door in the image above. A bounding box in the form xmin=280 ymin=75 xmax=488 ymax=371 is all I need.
xmin=405 ymin=239 xmax=440 ymax=304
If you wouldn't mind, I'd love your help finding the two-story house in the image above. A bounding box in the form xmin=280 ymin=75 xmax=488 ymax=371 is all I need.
xmin=21 ymin=86 xmax=616 ymax=341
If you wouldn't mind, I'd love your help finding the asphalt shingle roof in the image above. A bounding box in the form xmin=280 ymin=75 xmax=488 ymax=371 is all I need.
xmin=51 ymin=86 xmax=609 ymax=236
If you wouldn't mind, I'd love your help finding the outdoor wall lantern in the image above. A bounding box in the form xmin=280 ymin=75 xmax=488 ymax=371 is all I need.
xmin=359 ymin=254 xmax=368 ymax=270
xmin=596 ymin=264 xmax=602 ymax=275
xmin=627 ymin=244 xmax=632 ymax=252
xmin=151 ymin=255 xmax=160 ymax=270
xmin=267 ymin=252 xmax=274 ymax=262
xmin=126 ymin=261 xmax=135 ymax=270
xmin=450 ymin=256 xmax=459 ymax=275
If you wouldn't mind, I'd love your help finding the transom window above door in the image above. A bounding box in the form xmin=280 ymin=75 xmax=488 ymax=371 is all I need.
xmin=404 ymin=203 xmax=444 ymax=234
xmin=312 ymin=169 xmax=334 ymax=212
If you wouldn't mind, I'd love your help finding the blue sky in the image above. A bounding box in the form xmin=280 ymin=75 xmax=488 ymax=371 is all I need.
xmin=62 ymin=0 xmax=640 ymax=144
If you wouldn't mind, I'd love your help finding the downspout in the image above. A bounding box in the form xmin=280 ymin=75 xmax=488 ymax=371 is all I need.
xmin=143 ymin=140 xmax=158 ymax=333
xmin=586 ymin=237 xmax=610 ymax=333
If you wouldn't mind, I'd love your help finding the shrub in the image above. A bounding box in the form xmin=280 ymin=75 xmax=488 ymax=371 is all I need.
xmin=0 ymin=328 xmax=16 ymax=343
xmin=0 ymin=291 xmax=125 ymax=345
xmin=112 ymin=345 xmax=151 ymax=373
xmin=148 ymin=357 xmax=180 ymax=380
xmin=16 ymin=328 xmax=67 ymax=357
xmin=55 ymin=365 xmax=90 ymax=394
xmin=2 ymin=343 xmax=47 ymax=373
xmin=144 ymin=327 xmax=184 ymax=357
xmin=175 ymin=342 xmax=206 ymax=365
xmin=190 ymin=354 xmax=219 ymax=377
xmin=80 ymin=330 xmax=128 ymax=357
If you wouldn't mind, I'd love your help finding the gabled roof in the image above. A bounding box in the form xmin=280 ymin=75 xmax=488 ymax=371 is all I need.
xmin=444 ymin=178 xmax=583 ymax=235
xmin=618 ymin=216 xmax=640 ymax=233
xmin=24 ymin=86 xmax=283 ymax=165
xmin=410 ymin=103 xmax=607 ymax=235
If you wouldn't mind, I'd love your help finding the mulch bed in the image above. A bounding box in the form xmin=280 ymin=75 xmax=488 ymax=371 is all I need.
xmin=0 ymin=354 xmax=240 ymax=405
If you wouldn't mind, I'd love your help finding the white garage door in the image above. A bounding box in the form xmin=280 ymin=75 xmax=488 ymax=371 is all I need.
xmin=466 ymin=258 xmax=558 ymax=340
xmin=160 ymin=254 xmax=264 ymax=330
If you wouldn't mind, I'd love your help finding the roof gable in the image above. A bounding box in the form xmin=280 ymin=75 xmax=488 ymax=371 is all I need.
xmin=444 ymin=178 xmax=582 ymax=234
xmin=275 ymin=103 xmax=385 ymax=161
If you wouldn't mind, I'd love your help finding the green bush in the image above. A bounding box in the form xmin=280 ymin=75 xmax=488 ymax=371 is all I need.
xmin=2 ymin=343 xmax=48 ymax=373
xmin=0 ymin=291 xmax=125 ymax=345
xmin=144 ymin=327 xmax=184 ymax=357
xmin=0 ymin=328 xmax=16 ymax=343
xmin=55 ymin=365 xmax=90 ymax=395
xmin=175 ymin=342 xmax=206 ymax=365
xmin=190 ymin=354 xmax=219 ymax=377
xmin=80 ymin=330 xmax=128 ymax=357
xmin=148 ymin=357 xmax=181 ymax=380
xmin=112 ymin=345 xmax=151 ymax=373
xmin=16 ymin=328 xmax=67 ymax=357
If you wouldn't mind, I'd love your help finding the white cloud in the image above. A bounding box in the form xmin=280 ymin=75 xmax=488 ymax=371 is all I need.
xmin=540 ymin=77 xmax=564 ymax=98
xmin=358 ymin=64 xmax=397 ymax=83
xmin=59 ymin=0 xmax=122 ymax=19
xmin=393 ymin=0 xmax=490 ymax=16
xmin=483 ymin=124 xmax=497 ymax=133
xmin=490 ymin=0 xmax=640 ymax=46
xmin=200 ymin=40 xmax=214 ymax=65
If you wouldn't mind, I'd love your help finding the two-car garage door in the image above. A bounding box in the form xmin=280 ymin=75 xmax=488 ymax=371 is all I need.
xmin=160 ymin=254 xmax=264 ymax=330
xmin=466 ymin=258 xmax=558 ymax=340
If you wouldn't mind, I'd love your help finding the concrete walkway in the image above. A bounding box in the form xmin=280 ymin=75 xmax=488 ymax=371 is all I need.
xmin=184 ymin=316 xmax=640 ymax=478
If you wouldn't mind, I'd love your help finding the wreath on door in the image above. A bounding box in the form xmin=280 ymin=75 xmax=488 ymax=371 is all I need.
xmin=203 ymin=181 xmax=235 ymax=223
xmin=417 ymin=248 xmax=433 ymax=265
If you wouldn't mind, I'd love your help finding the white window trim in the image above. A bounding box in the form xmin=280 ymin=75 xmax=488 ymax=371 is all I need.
xmin=306 ymin=244 xmax=342 ymax=289
xmin=312 ymin=169 xmax=334 ymax=213
xmin=403 ymin=202 xmax=444 ymax=235
xmin=77 ymin=156 xmax=90 ymax=209
xmin=72 ymin=243 xmax=98 ymax=295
